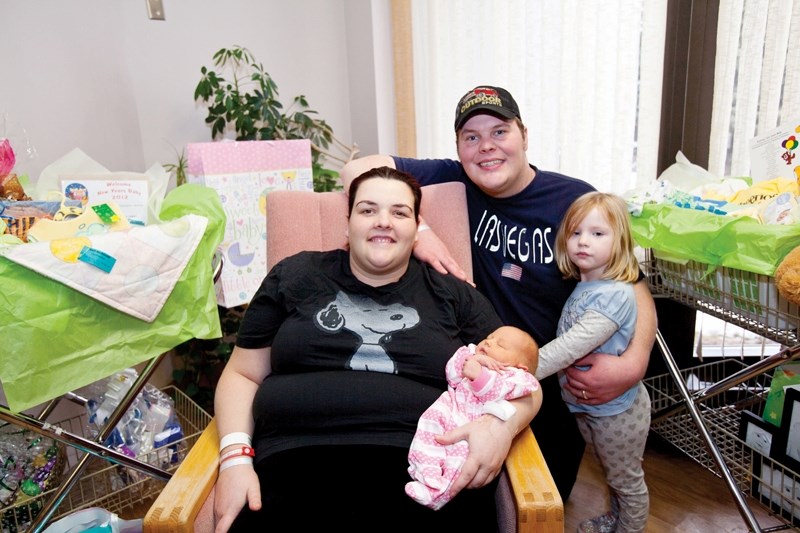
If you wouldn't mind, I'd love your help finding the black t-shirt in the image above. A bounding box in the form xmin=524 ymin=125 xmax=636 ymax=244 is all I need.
xmin=237 ymin=250 xmax=502 ymax=461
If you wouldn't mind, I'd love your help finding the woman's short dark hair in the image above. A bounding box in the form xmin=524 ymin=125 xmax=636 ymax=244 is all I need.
xmin=348 ymin=166 xmax=422 ymax=222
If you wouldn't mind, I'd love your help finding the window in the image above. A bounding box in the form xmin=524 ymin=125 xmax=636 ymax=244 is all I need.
xmin=708 ymin=1 xmax=800 ymax=177
xmin=695 ymin=313 xmax=781 ymax=359
xmin=697 ymin=1 xmax=799 ymax=359
xmin=401 ymin=0 xmax=668 ymax=194
xmin=393 ymin=1 xmax=798 ymax=361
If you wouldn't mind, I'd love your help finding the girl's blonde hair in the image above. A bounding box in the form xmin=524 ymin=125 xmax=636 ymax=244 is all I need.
xmin=554 ymin=192 xmax=639 ymax=283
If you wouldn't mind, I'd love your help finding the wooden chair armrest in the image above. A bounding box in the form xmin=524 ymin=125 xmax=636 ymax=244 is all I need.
xmin=505 ymin=426 xmax=564 ymax=533
xmin=144 ymin=418 xmax=220 ymax=533
xmin=142 ymin=419 xmax=563 ymax=533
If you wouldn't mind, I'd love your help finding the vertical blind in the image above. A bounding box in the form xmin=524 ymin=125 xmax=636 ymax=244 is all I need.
xmin=709 ymin=0 xmax=800 ymax=178
xmin=409 ymin=0 xmax=668 ymax=194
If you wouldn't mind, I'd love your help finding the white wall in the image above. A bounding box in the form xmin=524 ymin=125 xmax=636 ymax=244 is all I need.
xmin=0 ymin=0 xmax=396 ymax=413
xmin=0 ymin=0 xmax=392 ymax=188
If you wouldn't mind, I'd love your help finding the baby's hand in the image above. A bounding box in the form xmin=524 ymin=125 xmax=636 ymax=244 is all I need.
xmin=462 ymin=358 xmax=483 ymax=380
xmin=471 ymin=353 xmax=508 ymax=372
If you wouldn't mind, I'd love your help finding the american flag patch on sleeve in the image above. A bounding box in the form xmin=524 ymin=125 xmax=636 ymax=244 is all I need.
xmin=501 ymin=263 xmax=523 ymax=281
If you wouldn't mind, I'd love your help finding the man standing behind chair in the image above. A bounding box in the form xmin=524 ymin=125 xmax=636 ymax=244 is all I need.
xmin=341 ymin=85 xmax=656 ymax=501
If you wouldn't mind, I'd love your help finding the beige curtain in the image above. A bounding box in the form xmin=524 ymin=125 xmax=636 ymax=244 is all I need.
xmin=404 ymin=0 xmax=667 ymax=194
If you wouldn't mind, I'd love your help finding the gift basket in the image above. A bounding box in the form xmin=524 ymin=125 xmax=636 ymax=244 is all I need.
xmin=629 ymin=152 xmax=800 ymax=529
xmin=0 ymin=137 xmax=225 ymax=530
xmin=0 ymin=146 xmax=226 ymax=412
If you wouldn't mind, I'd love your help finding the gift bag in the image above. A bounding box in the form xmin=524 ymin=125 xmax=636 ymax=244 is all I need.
xmin=187 ymin=140 xmax=313 ymax=307
xmin=763 ymin=363 xmax=800 ymax=427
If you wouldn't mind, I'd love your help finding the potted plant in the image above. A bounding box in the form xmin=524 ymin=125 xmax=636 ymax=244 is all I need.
xmin=162 ymin=145 xmax=188 ymax=187
xmin=193 ymin=45 xmax=358 ymax=192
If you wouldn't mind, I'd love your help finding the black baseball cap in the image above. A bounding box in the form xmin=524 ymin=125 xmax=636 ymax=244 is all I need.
xmin=454 ymin=86 xmax=521 ymax=131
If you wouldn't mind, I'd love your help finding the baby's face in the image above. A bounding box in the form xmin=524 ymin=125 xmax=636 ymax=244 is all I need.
xmin=475 ymin=326 xmax=532 ymax=368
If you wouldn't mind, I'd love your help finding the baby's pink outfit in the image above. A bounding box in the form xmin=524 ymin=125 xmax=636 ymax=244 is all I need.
xmin=405 ymin=344 xmax=539 ymax=510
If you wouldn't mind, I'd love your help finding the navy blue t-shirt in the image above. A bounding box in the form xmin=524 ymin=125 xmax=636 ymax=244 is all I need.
xmin=395 ymin=157 xmax=595 ymax=346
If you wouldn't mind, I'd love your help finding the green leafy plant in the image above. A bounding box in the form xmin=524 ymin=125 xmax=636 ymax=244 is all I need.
xmin=193 ymin=45 xmax=358 ymax=192
xmin=162 ymin=145 xmax=188 ymax=187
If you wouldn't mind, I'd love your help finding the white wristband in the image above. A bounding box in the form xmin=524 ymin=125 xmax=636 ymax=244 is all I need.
xmin=418 ymin=223 xmax=431 ymax=232
xmin=220 ymin=432 xmax=252 ymax=450
xmin=219 ymin=456 xmax=254 ymax=472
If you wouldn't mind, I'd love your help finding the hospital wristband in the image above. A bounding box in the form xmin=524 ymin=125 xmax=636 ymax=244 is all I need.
xmin=219 ymin=432 xmax=252 ymax=450
xmin=220 ymin=446 xmax=255 ymax=463
xmin=418 ymin=223 xmax=430 ymax=232
xmin=219 ymin=456 xmax=253 ymax=472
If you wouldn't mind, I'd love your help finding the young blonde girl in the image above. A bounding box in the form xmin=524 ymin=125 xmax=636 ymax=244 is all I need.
xmin=535 ymin=192 xmax=650 ymax=533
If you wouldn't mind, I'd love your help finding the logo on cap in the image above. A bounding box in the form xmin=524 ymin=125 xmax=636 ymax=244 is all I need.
xmin=459 ymin=88 xmax=503 ymax=115
xmin=454 ymin=86 xmax=520 ymax=131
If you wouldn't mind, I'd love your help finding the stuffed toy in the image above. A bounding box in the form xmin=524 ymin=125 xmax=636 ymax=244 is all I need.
xmin=775 ymin=245 xmax=800 ymax=306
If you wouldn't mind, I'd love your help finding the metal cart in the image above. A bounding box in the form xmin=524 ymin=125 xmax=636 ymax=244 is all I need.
xmin=643 ymin=252 xmax=800 ymax=531
xmin=0 ymin=252 xmax=222 ymax=532
xmin=0 ymin=386 xmax=211 ymax=533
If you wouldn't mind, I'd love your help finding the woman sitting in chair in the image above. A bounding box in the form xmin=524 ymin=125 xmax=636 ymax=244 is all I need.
xmin=213 ymin=166 xmax=542 ymax=531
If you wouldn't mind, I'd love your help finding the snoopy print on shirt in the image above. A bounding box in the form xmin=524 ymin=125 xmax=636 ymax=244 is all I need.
xmin=315 ymin=291 xmax=420 ymax=374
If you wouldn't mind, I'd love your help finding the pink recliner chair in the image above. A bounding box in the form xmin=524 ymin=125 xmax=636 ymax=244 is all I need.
xmin=143 ymin=182 xmax=563 ymax=533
